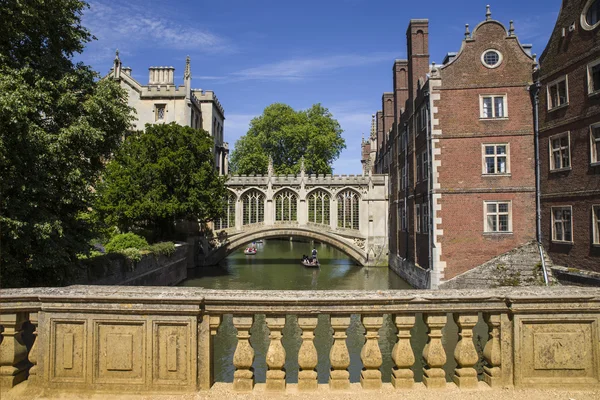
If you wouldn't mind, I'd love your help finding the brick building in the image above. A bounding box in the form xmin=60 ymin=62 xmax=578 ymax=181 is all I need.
xmin=379 ymin=8 xmax=540 ymax=288
xmin=536 ymin=0 xmax=600 ymax=275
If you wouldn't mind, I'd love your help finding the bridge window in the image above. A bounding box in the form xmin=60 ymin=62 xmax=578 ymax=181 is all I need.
xmin=337 ymin=190 xmax=360 ymax=230
xmin=308 ymin=190 xmax=330 ymax=225
xmin=275 ymin=190 xmax=297 ymax=222
xmin=242 ymin=190 xmax=265 ymax=225
xmin=215 ymin=193 xmax=236 ymax=230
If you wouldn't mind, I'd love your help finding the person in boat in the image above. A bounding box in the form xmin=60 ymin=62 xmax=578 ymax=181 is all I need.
xmin=311 ymin=247 xmax=317 ymax=262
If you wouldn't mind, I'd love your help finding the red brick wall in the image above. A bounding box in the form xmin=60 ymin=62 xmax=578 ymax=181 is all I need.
xmin=538 ymin=0 xmax=600 ymax=273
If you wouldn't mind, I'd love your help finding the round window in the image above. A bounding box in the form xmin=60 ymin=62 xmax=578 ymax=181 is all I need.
xmin=481 ymin=50 xmax=502 ymax=68
xmin=582 ymin=0 xmax=600 ymax=30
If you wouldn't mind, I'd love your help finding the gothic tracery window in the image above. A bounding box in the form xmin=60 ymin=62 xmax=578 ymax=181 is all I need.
xmin=308 ymin=190 xmax=330 ymax=225
xmin=337 ymin=190 xmax=360 ymax=230
xmin=214 ymin=192 xmax=236 ymax=230
xmin=275 ymin=190 xmax=298 ymax=222
xmin=242 ymin=190 xmax=265 ymax=225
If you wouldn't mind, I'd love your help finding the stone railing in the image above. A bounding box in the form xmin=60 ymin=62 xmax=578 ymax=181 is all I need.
xmin=1 ymin=286 xmax=599 ymax=397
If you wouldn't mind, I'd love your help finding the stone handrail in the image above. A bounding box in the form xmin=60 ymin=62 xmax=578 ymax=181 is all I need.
xmin=1 ymin=286 xmax=599 ymax=396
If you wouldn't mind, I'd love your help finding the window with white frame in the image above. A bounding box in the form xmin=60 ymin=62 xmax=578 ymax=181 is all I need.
xmin=416 ymin=204 xmax=421 ymax=233
xmin=591 ymin=124 xmax=600 ymax=164
xmin=483 ymin=144 xmax=509 ymax=174
xmin=484 ymin=201 xmax=511 ymax=233
xmin=480 ymin=95 xmax=506 ymax=119
xmin=582 ymin=0 xmax=600 ymax=30
xmin=416 ymin=154 xmax=421 ymax=182
xmin=547 ymin=76 xmax=568 ymax=110
xmin=400 ymin=166 xmax=405 ymax=192
xmin=552 ymin=206 xmax=573 ymax=242
xmin=422 ymin=151 xmax=428 ymax=181
xmin=422 ymin=202 xmax=429 ymax=233
xmin=588 ymin=59 xmax=600 ymax=95
xmin=549 ymin=132 xmax=571 ymax=170
xmin=155 ymin=104 xmax=166 ymax=121
xmin=593 ymin=205 xmax=600 ymax=245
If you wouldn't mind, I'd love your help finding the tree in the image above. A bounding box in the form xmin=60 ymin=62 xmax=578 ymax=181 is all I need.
xmin=94 ymin=123 xmax=227 ymax=240
xmin=230 ymin=103 xmax=346 ymax=175
xmin=0 ymin=0 xmax=133 ymax=287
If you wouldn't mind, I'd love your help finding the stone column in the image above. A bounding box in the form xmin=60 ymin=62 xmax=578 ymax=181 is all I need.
xmin=360 ymin=315 xmax=383 ymax=389
xmin=298 ymin=198 xmax=307 ymax=226
xmin=453 ymin=314 xmax=479 ymax=388
xmin=0 ymin=313 xmax=29 ymax=391
xmin=235 ymin=196 xmax=243 ymax=230
xmin=265 ymin=316 xmax=286 ymax=392
xmin=330 ymin=196 xmax=338 ymax=230
xmin=391 ymin=315 xmax=415 ymax=389
xmin=297 ymin=316 xmax=318 ymax=391
xmin=198 ymin=314 xmax=221 ymax=390
xmin=422 ymin=313 xmax=447 ymax=389
xmin=329 ymin=315 xmax=350 ymax=390
xmin=232 ymin=315 xmax=254 ymax=392
xmin=483 ymin=313 xmax=502 ymax=387
xmin=27 ymin=312 xmax=39 ymax=384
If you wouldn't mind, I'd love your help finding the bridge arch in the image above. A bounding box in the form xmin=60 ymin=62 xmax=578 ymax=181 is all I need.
xmin=205 ymin=226 xmax=367 ymax=266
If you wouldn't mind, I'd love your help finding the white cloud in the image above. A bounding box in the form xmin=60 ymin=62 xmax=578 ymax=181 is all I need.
xmin=203 ymin=52 xmax=398 ymax=83
xmin=224 ymin=114 xmax=255 ymax=146
xmin=82 ymin=1 xmax=233 ymax=63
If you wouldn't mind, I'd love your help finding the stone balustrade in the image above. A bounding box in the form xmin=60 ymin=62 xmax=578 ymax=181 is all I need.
xmin=1 ymin=286 xmax=599 ymax=397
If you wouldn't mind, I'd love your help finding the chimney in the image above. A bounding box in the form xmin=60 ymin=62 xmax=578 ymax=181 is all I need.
xmin=406 ymin=20 xmax=430 ymax=109
xmin=382 ymin=92 xmax=394 ymax=145
xmin=393 ymin=60 xmax=409 ymax=124
xmin=148 ymin=66 xmax=175 ymax=85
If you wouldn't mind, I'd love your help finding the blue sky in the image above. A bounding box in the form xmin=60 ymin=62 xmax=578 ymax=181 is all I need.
xmin=79 ymin=0 xmax=560 ymax=174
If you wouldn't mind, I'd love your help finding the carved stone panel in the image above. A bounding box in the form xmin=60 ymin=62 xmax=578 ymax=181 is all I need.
xmin=94 ymin=322 xmax=145 ymax=384
xmin=153 ymin=322 xmax=192 ymax=386
xmin=50 ymin=320 xmax=86 ymax=383
xmin=515 ymin=316 xmax=599 ymax=387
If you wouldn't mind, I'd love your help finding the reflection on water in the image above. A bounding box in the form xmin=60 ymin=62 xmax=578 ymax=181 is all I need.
xmin=181 ymin=239 xmax=488 ymax=383
xmin=183 ymin=239 xmax=412 ymax=290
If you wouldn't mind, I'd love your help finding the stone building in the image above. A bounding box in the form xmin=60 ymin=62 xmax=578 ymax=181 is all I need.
xmin=536 ymin=0 xmax=600 ymax=276
xmin=109 ymin=52 xmax=228 ymax=175
xmin=379 ymin=8 xmax=540 ymax=288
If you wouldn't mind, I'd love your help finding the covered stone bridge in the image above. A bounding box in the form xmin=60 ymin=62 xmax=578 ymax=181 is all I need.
xmin=203 ymin=171 xmax=389 ymax=267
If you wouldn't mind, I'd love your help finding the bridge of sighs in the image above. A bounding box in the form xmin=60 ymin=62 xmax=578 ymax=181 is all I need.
xmin=203 ymin=171 xmax=389 ymax=266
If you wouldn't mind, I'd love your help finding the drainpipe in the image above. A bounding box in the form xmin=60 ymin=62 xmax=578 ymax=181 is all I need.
xmin=530 ymin=80 xmax=549 ymax=286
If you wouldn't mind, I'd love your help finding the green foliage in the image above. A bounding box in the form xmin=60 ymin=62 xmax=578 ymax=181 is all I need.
xmin=0 ymin=0 xmax=133 ymax=288
xmin=94 ymin=123 xmax=227 ymax=239
xmin=117 ymin=248 xmax=143 ymax=264
xmin=229 ymin=103 xmax=346 ymax=175
xmin=147 ymin=242 xmax=176 ymax=257
xmin=104 ymin=233 xmax=148 ymax=253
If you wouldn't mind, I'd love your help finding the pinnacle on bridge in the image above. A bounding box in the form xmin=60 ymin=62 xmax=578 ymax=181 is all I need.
xmin=268 ymin=155 xmax=274 ymax=176
xmin=486 ymin=5 xmax=491 ymax=21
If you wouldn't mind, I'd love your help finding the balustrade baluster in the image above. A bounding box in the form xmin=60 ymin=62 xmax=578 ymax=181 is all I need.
xmin=453 ymin=314 xmax=479 ymax=388
xmin=27 ymin=312 xmax=39 ymax=383
xmin=391 ymin=315 xmax=415 ymax=389
xmin=0 ymin=313 xmax=29 ymax=391
xmin=360 ymin=315 xmax=383 ymax=389
xmin=329 ymin=315 xmax=351 ymax=390
xmin=232 ymin=315 xmax=254 ymax=392
xmin=483 ymin=313 xmax=502 ymax=387
xmin=265 ymin=316 xmax=286 ymax=391
xmin=422 ymin=313 xmax=447 ymax=389
xmin=297 ymin=316 xmax=318 ymax=391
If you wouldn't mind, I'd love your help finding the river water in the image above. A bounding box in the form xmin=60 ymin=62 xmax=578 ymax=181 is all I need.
xmin=182 ymin=239 xmax=488 ymax=384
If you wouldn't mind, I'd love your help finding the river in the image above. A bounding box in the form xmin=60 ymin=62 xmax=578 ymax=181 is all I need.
xmin=182 ymin=239 xmax=488 ymax=384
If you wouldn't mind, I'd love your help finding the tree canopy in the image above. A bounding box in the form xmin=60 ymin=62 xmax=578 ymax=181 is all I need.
xmin=94 ymin=123 xmax=227 ymax=240
xmin=0 ymin=0 xmax=133 ymax=287
xmin=229 ymin=103 xmax=346 ymax=175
